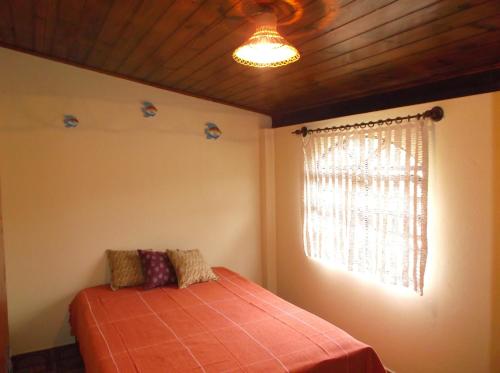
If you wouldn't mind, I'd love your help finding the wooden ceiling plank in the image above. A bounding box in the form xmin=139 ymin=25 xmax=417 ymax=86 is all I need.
xmin=257 ymin=26 xmax=500 ymax=111
xmin=0 ymin=1 xmax=15 ymax=44
xmin=169 ymin=0 xmax=366 ymax=92
xmin=9 ymin=0 xmax=34 ymax=50
xmin=246 ymin=0 xmax=499 ymax=96
xmin=234 ymin=5 xmax=500 ymax=107
xmin=158 ymin=0 xmax=322 ymax=90
xmin=245 ymin=35 xmax=489 ymax=109
xmin=183 ymin=0 xmax=401 ymax=96
xmin=303 ymin=0 xmax=433 ymax=55
xmin=117 ymin=0 xmax=205 ymax=77
xmin=274 ymin=55 xmax=500 ymax=117
xmin=0 ymin=40 xmax=264 ymax=115
xmin=66 ymin=0 xmax=114 ymax=63
xmin=335 ymin=46 xmax=500 ymax=102
xmin=100 ymin=0 xmax=176 ymax=72
xmin=143 ymin=0 xmax=247 ymax=83
xmin=231 ymin=1 xmax=499 ymax=107
xmin=211 ymin=0 xmax=491 ymax=102
xmin=264 ymin=28 xmax=500 ymax=112
xmin=272 ymin=69 xmax=500 ymax=126
xmin=50 ymin=0 xmax=85 ymax=59
xmin=202 ymin=0 xmax=475 ymax=101
xmin=333 ymin=62 xmax=500 ymax=109
xmin=2 ymin=0 xmax=500 ymax=116
xmin=237 ymin=0 xmax=496 ymax=99
xmin=33 ymin=0 xmax=58 ymax=54
xmin=135 ymin=1 xmax=242 ymax=81
xmin=166 ymin=0 xmax=355 ymax=88
xmin=85 ymin=0 xmax=142 ymax=67
xmin=150 ymin=2 xmax=249 ymax=85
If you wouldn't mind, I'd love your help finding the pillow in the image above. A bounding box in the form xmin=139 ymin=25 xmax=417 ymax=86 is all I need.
xmin=138 ymin=250 xmax=177 ymax=289
xmin=166 ymin=249 xmax=218 ymax=289
xmin=106 ymin=250 xmax=145 ymax=291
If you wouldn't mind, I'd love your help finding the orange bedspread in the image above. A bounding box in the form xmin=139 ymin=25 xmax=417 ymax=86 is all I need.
xmin=70 ymin=267 xmax=385 ymax=372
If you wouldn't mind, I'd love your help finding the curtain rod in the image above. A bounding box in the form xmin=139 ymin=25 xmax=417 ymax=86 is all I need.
xmin=291 ymin=106 xmax=444 ymax=137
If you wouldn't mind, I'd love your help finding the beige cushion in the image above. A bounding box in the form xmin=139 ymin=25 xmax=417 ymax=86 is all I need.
xmin=107 ymin=250 xmax=145 ymax=291
xmin=166 ymin=249 xmax=218 ymax=288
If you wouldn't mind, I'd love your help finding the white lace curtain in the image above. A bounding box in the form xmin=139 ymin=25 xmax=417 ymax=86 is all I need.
xmin=303 ymin=119 xmax=429 ymax=294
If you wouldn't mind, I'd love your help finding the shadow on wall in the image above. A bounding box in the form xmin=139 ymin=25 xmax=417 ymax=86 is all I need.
xmin=14 ymin=252 xmax=108 ymax=353
xmin=85 ymin=252 xmax=111 ymax=287
xmin=16 ymin=297 xmax=72 ymax=354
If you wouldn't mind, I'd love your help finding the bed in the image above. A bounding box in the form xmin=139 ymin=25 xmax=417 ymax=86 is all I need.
xmin=70 ymin=267 xmax=385 ymax=372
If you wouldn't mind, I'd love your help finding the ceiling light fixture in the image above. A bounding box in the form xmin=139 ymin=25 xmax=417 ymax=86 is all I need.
xmin=232 ymin=10 xmax=300 ymax=68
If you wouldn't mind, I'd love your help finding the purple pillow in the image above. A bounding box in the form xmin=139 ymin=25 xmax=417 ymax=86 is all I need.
xmin=138 ymin=250 xmax=177 ymax=289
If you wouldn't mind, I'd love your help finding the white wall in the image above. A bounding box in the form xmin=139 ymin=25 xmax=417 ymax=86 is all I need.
xmin=274 ymin=93 xmax=499 ymax=373
xmin=0 ymin=47 xmax=271 ymax=354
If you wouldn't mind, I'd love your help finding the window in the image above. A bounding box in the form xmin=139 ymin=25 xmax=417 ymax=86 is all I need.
xmin=303 ymin=120 xmax=428 ymax=294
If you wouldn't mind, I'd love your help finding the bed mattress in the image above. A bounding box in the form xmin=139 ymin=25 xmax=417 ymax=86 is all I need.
xmin=70 ymin=267 xmax=385 ymax=372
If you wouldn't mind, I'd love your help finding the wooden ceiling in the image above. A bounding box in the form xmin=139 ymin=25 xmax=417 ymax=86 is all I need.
xmin=1 ymin=0 xmax=499 ymax=126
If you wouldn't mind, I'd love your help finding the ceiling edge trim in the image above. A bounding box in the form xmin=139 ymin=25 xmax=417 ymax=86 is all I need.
xmin=0 ymin=42 xmax=268 ymax=117
xmin=272 ymin=69 xmax=500 ymax=127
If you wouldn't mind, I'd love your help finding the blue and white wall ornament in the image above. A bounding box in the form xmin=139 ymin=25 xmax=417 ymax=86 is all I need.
xmin=205 ymin=122 xmax=222 ymax=140
xmin=142 ymin=101 xmax=158 ymax=117
xmin=63 ymin=115 xmax=79 ymax=128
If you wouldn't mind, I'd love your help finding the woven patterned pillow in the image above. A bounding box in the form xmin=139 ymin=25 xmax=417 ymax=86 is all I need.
xmin=166 ymin=249 xmax=218 ymax=289
xmin=138 ymin=250 xmax=177 ymax=289
xmin=107 ymin=250 xmax=145 ymax=291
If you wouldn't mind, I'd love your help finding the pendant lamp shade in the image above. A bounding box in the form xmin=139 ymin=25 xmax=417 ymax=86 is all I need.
xmin=233 ymin=12 xmax=300 ymax=68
